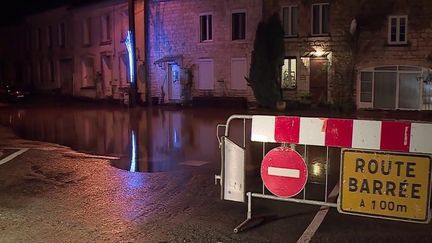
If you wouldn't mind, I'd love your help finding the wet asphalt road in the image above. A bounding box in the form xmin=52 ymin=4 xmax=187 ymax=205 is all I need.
xmin=1 ymin=101 xmax=432 ymax=242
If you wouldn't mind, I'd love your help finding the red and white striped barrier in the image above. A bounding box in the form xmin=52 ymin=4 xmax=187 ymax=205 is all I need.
xmin=251 ymin=115 xmax=432 ymax=154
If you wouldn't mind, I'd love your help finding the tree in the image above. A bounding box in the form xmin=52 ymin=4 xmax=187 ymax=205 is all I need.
xmin=247 ymin=13 xmax=285 ymax=109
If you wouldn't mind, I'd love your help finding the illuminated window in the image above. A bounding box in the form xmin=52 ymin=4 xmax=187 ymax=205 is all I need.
xmin=200 ymin=14 xmax=212 ymax=42
xmin=82 ymin=18 xmax=91 ymax=46
xmin=101 ymin=14 xmax=112 ymax=43
xmin=282 ymin=6 xmax=299 ymax=37
xmin=312 ymin=3 xmax=329 ymax=35
xmin=58 ymin=23 xmax=65 ymax=47
xmin=388 ymin=16 xmax=407 ymax=45
xmin=232 ymin=12 xmax=246 ymax=40
xmin=281 ymin=57 xmax=296 ymax=89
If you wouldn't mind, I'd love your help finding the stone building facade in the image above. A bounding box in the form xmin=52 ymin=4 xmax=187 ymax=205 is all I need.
xmin=2 ymin=0 xmax=432 ymax=110
xmin=267 ymin=0 xmax=432 ymax=110
xmin=147 ymin=0 xmax=263 ymax=104
xmin=0 ymin=24 xmax=28 ymax=88
xmin=3 ymin=0 xmax=146 ymax=103
xmin=148 ymin=0 xmax=432 ymax=110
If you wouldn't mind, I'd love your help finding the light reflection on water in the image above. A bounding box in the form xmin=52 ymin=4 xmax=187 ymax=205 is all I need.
xmin=0 ymin=104 xmax=236 ymax=173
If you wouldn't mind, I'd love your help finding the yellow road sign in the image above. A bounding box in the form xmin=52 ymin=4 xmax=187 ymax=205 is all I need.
xmin=338 ymin=149 xmax=431 ymax=223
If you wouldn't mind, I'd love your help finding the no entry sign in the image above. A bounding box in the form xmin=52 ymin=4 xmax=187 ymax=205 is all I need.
xmin=261 ymin=147 xmax=308 ymax=198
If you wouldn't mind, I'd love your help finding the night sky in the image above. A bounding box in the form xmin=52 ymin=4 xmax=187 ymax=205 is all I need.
xmin=0 ymin=0 xmax=97 ymax=25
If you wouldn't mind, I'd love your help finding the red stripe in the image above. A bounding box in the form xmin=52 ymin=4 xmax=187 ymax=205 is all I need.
xmin=325 ymin=119 xmax=353 ymax=148
xmin=380 ymin=121 xmax=411 ymax=152
xmin=275 ymin=116 xmax=300 ymax=143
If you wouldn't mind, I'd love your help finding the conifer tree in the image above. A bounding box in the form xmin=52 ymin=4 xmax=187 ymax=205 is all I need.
xmin=247 ymin=13 xmax=285 ymax=108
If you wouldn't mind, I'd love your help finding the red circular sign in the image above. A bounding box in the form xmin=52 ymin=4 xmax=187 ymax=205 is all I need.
xmin=261 ymin=147 xmax=308 ymax=198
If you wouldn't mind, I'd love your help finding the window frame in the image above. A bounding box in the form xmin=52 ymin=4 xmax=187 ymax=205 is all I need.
xmin=58 ymin=23 xmax=66 ymax=48
xmin=36 ymin=28 xmax=42 ymax=50
xmin=281 ymin=57 xmax=297 ymax=90
xmin=311 ymin=3 xmax=330 ymax=36
xmin=388 ymin=15 xmax=408 ymax=45
xmin=100 ymin=13 xmax=112 ymax=44
xmin=232 ymin=10 xmax=246 ymax=41
xmin=199 ymin=13 xmax=213 ymax=42
xmin=82 ymin=17 xmax=92 ymax=46
xmin=47 ymin=25 xmax=53 ymax=48
xmin=282 ymin=5 xmax=299 ymax=38
xmin=358 ymin=65 xmax=424 ymax=110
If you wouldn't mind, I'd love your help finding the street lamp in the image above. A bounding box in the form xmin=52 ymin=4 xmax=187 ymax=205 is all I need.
xmin=127 ymin=0 xmax=137 ymax=107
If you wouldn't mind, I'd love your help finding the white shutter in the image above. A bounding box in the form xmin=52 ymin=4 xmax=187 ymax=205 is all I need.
xmin=198 ymin=59 xmax=214 ymax=90
xmin=231 ymin=58 xmax=247 ymax=90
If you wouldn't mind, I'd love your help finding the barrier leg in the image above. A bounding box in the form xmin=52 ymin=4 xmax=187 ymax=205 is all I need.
xmin=234 ymin=192 xmax=252 ymax=233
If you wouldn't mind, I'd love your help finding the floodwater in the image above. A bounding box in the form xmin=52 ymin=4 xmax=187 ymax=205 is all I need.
xmin=0 ymin=103 xmax=240 ymax=172
xmin=0 ymin=102 xmax=338 ymax=183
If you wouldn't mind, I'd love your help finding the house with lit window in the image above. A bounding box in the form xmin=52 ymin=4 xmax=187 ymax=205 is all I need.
xmin=147 ymin=0 xmax=262 ymax=104
xmin=20 ymin=0 xmax=146 ymax=102
xmin=354 ymin=2 xmax=432 ymax=110
xmin=272 ymin=0 xmax=432 ymax=110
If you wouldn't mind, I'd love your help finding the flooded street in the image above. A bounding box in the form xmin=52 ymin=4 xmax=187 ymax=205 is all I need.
xmin=0 ymin=103 xmax=241 ymax=172
xmin=1 ymin=101 xmax=432 ymax=242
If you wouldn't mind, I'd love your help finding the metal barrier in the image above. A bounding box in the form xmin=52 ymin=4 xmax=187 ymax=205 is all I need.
xmin=216 ymin=115 xmax=432 ymax=233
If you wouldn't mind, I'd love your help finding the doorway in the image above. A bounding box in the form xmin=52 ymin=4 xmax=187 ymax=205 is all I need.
xmin=59 ymin=59 xmax=73 ymax=95
xmin=168 ymin=63 xmax=181 ymax=101
xmin=101 ymin=54 xmax=113 ymax=96
xmin=310 ymin=58 xmax=328 ymax=104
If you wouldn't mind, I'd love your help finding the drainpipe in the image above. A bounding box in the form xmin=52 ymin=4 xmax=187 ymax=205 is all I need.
xmin=144 ymin=0 xmax=151 ymax=106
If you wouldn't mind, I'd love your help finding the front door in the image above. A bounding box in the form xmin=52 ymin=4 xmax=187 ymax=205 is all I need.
xmin=168 ymin=63 xmax=181 ymax=101
xmin=59 ymin=59 xmax=73 ymax=95
xmin=310 ymin=58 xmax=328 ymax=104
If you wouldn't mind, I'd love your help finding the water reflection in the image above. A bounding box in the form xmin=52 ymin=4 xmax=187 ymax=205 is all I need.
xmin=0 ymin=104 xmax=232 ymax=172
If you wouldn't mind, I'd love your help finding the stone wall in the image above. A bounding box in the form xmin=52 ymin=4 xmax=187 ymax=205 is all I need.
xmin=148 ymin=0 xmax=262 ymax=102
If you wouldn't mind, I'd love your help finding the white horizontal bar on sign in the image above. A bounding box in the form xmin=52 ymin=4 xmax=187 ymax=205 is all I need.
xmin=251 ymin=115 xmax=276 ymax=143
xmin=410 ymin=123 xmax=432 ymax=154
xmin=352 ymin=120 xmax=381 ymax=150
xmin=268 ymin=167 xmax=300 ymax=178
xmin=299 ymin=117 xmax=325 ymax=146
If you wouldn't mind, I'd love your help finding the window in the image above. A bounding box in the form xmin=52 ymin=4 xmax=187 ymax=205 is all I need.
xmin=26 ymin=30 xmax=31 ymax=50
xmin=101 ymin=14 xmax=112 ymax=43
xmin=232 ymin=12 xmax=246 ymax=40
xmin=312 ymin=3 xmax=329 ymax=35
xmin=281 ymin=58 xmax=297 ymax=89
xmin=360 ymin=72 xmax=372 ymax=102
xmin=231 ymin=58 xmax=247 ymax=90
xmin=47 ymin=59 xmax=54 ymax=82
xmin=58 ymin=23 xmax=65 ymax=47
xmin=47 ymin=26 xmax=53 ymax=48
xmin=119 ymin=53 xmax=129 ymax=85
xmin=359 ymin=66 xmax=423 ymax=110
xmin=36 ymin=28 xmax=42 ymax=50
xmin=388 ymin=16 xmax=408 ymax=45
xmin=282 ymin=6 xmax=299 ymax=37
xmin=198 ymin=59 xmax=214 ymax=89
xmin=200 ymin=14 xmax=212 ymax=42
xmin=82 ymin=18 xmax=91 ymax=46
xmin=36 ymin=61 xmax=42 ymax=83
